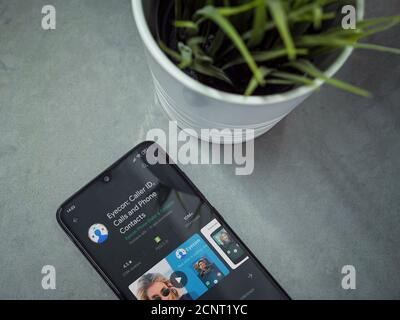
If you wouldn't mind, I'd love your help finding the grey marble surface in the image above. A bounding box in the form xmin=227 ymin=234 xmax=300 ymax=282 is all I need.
xmin=0 ymin=0 xmax=399 ymax=299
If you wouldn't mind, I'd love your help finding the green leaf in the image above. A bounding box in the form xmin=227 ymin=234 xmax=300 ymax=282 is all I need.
xmin=188 ymin=39 xmax=214 ymax=63
xmin=271 ymin=71 xmax=315 ymax=86
xmin=265 ymin=79 xmax=298 ymax=85
xmin=187 ymin=36 xmax=206 ymax=46
xmin=196 ymin=5 xmax=264 ymax=84
xmin=163 ymin=1 xmax=399 ymax=97
xmin=159 ymin=41 xmax=182 ymax=62
xmin=352 ymin=43 xmax=400 ymax=55
xmin=177 ymin=42 xmax=193 ymax=69
xmin=266 ymin=0 xmax=296 ymax=60
xmin=289 ymin=60 xmax=371 ymax=97
xmin=312 ymin=6 xmax=322 ymax=29
xmin=208 ymin=30 xmax=225 ymax=57
xmin=296 ymin=34 xmax=400 ymax=55
xmin=326 ymin=15 xmax=400 ymax=39
xmin=245 ymin=67 xmax=271 ymax=96
xmin=223 ymin=48 xmax=308 ymax=70
xmin=173 ymin=20 xmax=199 ymax=31
xmin=192 ymin=61 xmax=234 ymax=85
xmin=248 ymin=0 xmax=267 ymax=47
xmin=216 ymin=1 xmax=259 ymax=16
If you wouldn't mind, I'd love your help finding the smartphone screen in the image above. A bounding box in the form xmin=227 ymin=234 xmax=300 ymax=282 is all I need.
xmin=57 ymin=141 xmax=289 ymax=300
xmin=209 ymin=225 xmax=247 ymax=267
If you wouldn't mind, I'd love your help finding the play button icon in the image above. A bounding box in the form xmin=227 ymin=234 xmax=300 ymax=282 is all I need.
xmin=170 ymin=271 xmax=188 ymax=288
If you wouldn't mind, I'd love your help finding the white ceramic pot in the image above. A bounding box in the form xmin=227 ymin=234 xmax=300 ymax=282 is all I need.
xmin=132 ymin=0 xmax=364 ymax=144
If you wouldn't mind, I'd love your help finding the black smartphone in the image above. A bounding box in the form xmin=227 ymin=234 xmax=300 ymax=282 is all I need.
xmin=57 ymin=141 xmax=290 ymax=300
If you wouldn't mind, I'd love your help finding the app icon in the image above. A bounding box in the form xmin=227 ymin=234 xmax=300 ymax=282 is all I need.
xmin=88 ymin=223 xmax=108 ymax=244
xmin=175 ymin=248 xmax=187 ymax=259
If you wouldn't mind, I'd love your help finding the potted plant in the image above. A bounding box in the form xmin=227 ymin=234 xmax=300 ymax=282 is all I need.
xmin=132 ymin=0 xmax=399 ymax=143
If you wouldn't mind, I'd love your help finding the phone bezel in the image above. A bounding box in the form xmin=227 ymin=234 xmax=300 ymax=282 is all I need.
xmin=56 ymin=141 xmax=291 ymax=300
